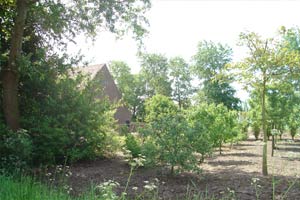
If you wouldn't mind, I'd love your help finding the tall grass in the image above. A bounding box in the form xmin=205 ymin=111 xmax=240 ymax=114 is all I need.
xmin=0 ymin=175 xmax=77 ymax=200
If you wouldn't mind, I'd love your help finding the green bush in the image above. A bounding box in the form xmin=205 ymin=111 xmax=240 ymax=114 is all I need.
xmin=0 ymin=53 xmax=116 ymax=166
xmin=0 ymin=128 xmax=32 ymax=173
xmin=119 ymin=124 xmax=130 ymax=135
xmin=187 ymin=108 xmax=212 ymax=163
xmin=188 ymin=103 xmax=240 ymax=155
xmin=142 ymin=95 xmax=198 ymax=174
xmin=140 ymin=140 xmax=158 ymax=167
xmin=124 ymin=134 xmax=141 ymax=158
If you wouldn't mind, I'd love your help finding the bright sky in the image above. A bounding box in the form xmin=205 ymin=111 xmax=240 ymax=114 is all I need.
xmin=68 ymin=0 xmax=300 ymax=101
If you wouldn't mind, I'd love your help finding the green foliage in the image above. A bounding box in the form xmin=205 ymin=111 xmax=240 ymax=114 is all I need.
xmin=187 ymin=108 xmax=213 ymax=162
xmin=94 ymin=180 xmax=120 ymax=200
xmin=140 ymin=140 xmax=158 ymax=167
xmin=140 ymin=53 xmax=172 ymax=97
xmin=200 ymin=81 xmax=241 ymax=110
xmin=192 ymin=40 xmax=232 ymax=79
xmin=0 ymin=129 xmax=32 ymax=173
xmin=109 ymin=61 xmax=146 ymax=121
xmin=248 ymin=90 xmax=262 ymax=140
xmin=0 ymin=175 xmax=73 ymax=200
xmin=119 ymin=124 xmax=130 ymax=136
xmin=1 ymin=0 xmax=152 ymax=168
xmin=188 ymin=103 xmax=240 ymax=154
xmin=140 ymin=95 xmax=242 ymax=171
xmin=110 ymin=61 xmax=135 ymax=108
xmin=0 ymin=0 xmax=151 ymax=70
xmin=238 ymin=108 xmax=250 ymax=134
xmin=124 ymin=134 xmax=141 ymax=158
xmin=1 ymin=52 xmax=115 ymax=165
xmin=233 ymin=131 xmax=248 ymax=142
xmin=231 ymin=30 xmax=300 ymax=175
xmin=252 ymin=122 xmax=261 ymax=140
xmin=144 ymin=94 xmax=178 ymax=122
xmin=192 ymin=40 xmax=240 ymax=110
xmin=169 ymin=56 xmax=193 ymax=108
xmin=143 ymin=95 xmax=197 ymax=174
xmin=266 ymin=83 xmax=296 ymax=135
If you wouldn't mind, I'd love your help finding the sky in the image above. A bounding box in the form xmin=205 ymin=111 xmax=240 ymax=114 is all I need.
xmin=68 ymin=0 xmax=300 ymax=101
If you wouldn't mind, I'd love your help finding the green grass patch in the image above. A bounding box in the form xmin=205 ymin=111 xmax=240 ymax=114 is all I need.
xmin=0 ymin=175 xmax=79 ymax=200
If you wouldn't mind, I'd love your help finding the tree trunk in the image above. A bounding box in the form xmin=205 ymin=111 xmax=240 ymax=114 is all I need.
xmin=271 ymin=135 xmax=275 ymax=157
xmin=170 ymin=165 xmax=174 ymax=176
xmin=1 ymin=0 xmax=29 ymax=131
xmin=291 ymin=128 xmax=296 ymax=141
xmin=262 ymin=77 xmax=268 ymax=176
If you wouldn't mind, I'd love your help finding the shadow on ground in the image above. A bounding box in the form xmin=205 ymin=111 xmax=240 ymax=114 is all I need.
xmin=68 ymin=157 xmax=300 ymax=200
xmin=221 ymin=152 xmax=260 ymax=158
xmin=207 ymin=160 xmax=254 ymax=167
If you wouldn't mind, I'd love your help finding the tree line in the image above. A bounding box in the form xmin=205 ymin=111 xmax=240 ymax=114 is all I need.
xmin=111 ymin=28 xmax=300 ymax=176
xmin=1 ymin=0 xmax=300 ymax=176
xmin=110 ymin=40 xmax=240 ymax=122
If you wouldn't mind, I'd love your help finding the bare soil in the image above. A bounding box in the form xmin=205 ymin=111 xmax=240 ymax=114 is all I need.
xmin=68 ymin=136 xmax=300 ymax=199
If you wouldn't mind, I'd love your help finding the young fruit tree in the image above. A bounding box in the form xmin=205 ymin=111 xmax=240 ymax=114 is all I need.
xmin=231 ymin=31 xmax=300 ymax=176
xmin=188 ymin=103 xmax=239 ymax=155
xmin=143 ymin=94 xmax=197 ymax=175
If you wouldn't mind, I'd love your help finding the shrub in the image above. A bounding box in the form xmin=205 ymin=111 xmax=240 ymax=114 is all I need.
xmin=14 ymin=55 xmax=115 ymax=165
xmin=140 ymin=140 xmax=158 ymax=167
xmin=119 ymin=124 xmax=130 ymax=135
xmin=188 ymin=103 xmax=240 ymax=155
xmin=142 ymin=95 xmax=198 ymax=174
xmin=124 ymin=134 xmax=141 ymax=158
xmin=0 ymin=128 xmax=32 ymax=174
xmin=187 ymin=109 xmax=212 ymax=163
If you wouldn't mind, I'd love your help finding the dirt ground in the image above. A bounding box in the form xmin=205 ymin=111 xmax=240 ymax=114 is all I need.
xmin=68 ymin=135 xmax=300 ymax=199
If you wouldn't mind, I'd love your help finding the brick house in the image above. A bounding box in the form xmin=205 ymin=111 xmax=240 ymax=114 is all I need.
xmin=77 ymin=64 xmax=132 ymax=124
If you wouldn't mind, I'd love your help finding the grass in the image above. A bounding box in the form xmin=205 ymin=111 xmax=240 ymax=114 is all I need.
xmin=0 ymin=175 xmax=79 ymax=200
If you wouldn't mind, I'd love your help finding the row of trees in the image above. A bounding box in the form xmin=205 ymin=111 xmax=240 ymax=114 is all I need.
xmin=2 ymin=0 xmax=300 ymax=177
xmin=110 ymin=41 xmax=241 ymax=121
xmin=123 ymin=94 xmax=243 ymax=175
xmin=231 ymin=27 xmax=300 ymax=175
xmin=113 ymin=27 xmax=300 ymax=176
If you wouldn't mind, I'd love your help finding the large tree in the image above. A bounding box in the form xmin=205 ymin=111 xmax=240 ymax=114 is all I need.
xmin=192 ymin=40 xmax=240 ymax=110
xmin=109 ymin=61 xmax=134 ymax=106
xmin=1 ymin=0 xmax=29 ymax=131
xmin=169 ymin=56 xmax=193 ymax=108
xmin=109 ymin=61 xmax=146 ymax=121
xmin=232 ymin=31 xmax=300 ymax=175
xmin=1 ymin=0 xmax=151 ymax=131
xmin=140 ymin=53 xmax=172 ymax=97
